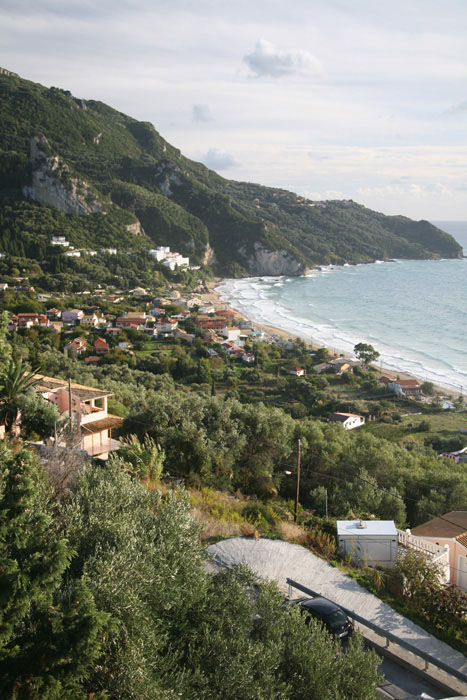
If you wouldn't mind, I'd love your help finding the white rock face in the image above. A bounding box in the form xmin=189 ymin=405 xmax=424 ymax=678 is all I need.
xmin=241 ymin=242 xmax=306 ymax=276
xmin=202 ymin=242 xmax=216 ymax=266
xmin=125 ymin=221 xmax=143 ymax=235
xmin=22 ymin=136 xmax=104 ymax=216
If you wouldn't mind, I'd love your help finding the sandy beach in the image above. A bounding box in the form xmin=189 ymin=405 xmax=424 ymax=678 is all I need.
xmin=201 ymin=278 xmax=459 ymax=400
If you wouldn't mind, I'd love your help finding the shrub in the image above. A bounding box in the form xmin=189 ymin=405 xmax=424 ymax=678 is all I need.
xmin=242 ymin=502 xmax=277 ymax=532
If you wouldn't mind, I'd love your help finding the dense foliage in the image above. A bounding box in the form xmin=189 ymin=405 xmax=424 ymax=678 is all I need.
xmin=0 ymin=444 xmax=382 ymax=698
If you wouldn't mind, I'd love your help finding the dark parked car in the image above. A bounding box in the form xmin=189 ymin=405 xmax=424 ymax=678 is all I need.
xmin=290 ymin=596 xmax=354 ymax=641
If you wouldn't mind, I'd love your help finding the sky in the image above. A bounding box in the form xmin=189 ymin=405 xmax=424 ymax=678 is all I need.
xmin=1 ymin=0 xmax=467 ymax=220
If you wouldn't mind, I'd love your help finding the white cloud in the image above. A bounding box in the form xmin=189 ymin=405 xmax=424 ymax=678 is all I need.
xmin=444 ymin=98 xmax=467 ymax=115
xmin=200 ymin=148 xmax=238 ymax=170
xmin=243 ymin=38 xmax=323 ymax=78
xmin=192 ymin=104 xmax=213 ymax=122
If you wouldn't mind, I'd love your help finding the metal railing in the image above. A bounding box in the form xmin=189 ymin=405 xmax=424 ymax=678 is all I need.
xmin=286 ymin=578 xmax=467 ymax=689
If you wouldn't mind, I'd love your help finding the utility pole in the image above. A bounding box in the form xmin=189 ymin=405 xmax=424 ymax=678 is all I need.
xmin=294 ymin=438 xmax=301 ymax=523
xmin=68 ymin=377 xmax=73 ymax=446
xmin=325 ymin=488 xmax=328 ymax=518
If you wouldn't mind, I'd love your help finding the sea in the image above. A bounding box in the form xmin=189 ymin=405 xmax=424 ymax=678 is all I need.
xmin=216 ymin=221 xmax=467 ymax=395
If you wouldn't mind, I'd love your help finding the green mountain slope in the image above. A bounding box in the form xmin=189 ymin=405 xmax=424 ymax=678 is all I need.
xmin=0 ymin=68 xmax=462 ymax=277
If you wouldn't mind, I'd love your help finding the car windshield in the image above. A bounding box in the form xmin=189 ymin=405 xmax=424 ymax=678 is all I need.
xmin=326 ymin=609 xmax=349 ymax=630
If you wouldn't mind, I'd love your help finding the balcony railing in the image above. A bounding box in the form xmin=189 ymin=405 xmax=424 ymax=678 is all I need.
xmin=79 ymin=438 xmax=120 ymax=457
xmin=397 ymin=528 xmax=450 ymax=583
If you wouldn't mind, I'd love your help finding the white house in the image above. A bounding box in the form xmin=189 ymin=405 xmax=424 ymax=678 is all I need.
xmin=242 ymin=353 xmax=255 ymax=364
xmin=327 ymin=412 xmax=365 ymax=430
xmin=222 ymin=327 xmax=241 ymax=342
xmin=337 ymin=520 xmax=398 ymax=567
xmin=162 ymin=254 xmax=189 ymax=270
xmin=50 ymin=236 xmax=69 ymax=246
xmin=64 ymin=250 xmax=81 ymax=257
xmin=80 ymin=313 xmax=100 ymax=328
xmin=149 ymin=246 xmax=189 ymax=269
xmin=288 ymin=367 xmax=306 ymax=377
xmin=149 ymin=246 xmax=171 ymax=262
xmin=101 ymin=248 xmax=117 ymax=255
xmin=156 ymin=318 xmax=178 ymax=333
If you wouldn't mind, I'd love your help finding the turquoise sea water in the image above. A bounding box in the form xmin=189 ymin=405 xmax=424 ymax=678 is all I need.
xmin=216 ymin=221 xmax=467 ymax=395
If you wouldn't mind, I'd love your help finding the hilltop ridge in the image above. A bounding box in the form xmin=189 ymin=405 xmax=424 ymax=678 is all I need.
xmin=0 ymin=68 xmax=462 ymax=277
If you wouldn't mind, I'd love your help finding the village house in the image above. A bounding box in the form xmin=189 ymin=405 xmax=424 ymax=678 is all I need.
xmin=64 ymin=336 xmax=88 ymax=357
xmin=62 ymin=309 xmax=84 ymax=324
xmin=156 ymin=318 xmax=178 ymax=334
xmin=173 ymin=327 xmax=195 ymax=343
xmin=387 ymin=378 xmax=422 ymax=398
xmin=222 ymin=327 xmax=241 ymax=342
xmin=116 ymin=314 xmax=148 ymax=329
xmin=50 ymin=236 xmax=69 ymax=247
xmin=7 ymin=315 xmax=18 ymax=332
xmin=17 ymin=312 xmax=40 ymax=329
xmin=196 ymin=316 xmax=226 ymax=331
xmin=85 ymin=356 xmax=101 ymax=365
xmin=328 ymin=357 xmax=356 ymax=374
xmin=49 ymin=321 xmax=63 ymax=334
xmin=46 ymin=308 xmax=62 ymax=320
xmin=222 ymin=343 xmax=244 ymax=358
xmin=327 ymin=412 xmax=365 ymax=430
xmin=410 ymin=511 xmax=467 ymax=590
xmin=201 ymin=328 xmax=219 ymax=342
xmin=288 ymin=368 xmax=306 ymax=377
xmin=94 ymin=337 xmax=109 ymax=355
xmin=217 ymin=309 xmax=237 ymax=321
xmin=80 ymin=312 xmax=100 ymax=328
xmin=440 ymin=446 xmax=467 ymax=464
xmin=105 ymin=326 xmax=122 ymax=337
xmin=143 ymin=327 xmax=158 ymax=338
xmin=242 ymin=353 xmax=255 ymax=364
xmin=35 ymin=375 xmax=123 ymax=459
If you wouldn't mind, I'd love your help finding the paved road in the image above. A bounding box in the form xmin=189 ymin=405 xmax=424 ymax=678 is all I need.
xmin=206 ymin=537 xmax=467 ymax=683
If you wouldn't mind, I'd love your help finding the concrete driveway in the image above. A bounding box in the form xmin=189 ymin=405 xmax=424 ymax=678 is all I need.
xmin=206 ymin=537 xmax=467 ymax=676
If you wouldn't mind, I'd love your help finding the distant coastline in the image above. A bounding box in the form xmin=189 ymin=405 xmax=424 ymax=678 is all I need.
xmin=206 ymin=257 xmax=467 ymax=399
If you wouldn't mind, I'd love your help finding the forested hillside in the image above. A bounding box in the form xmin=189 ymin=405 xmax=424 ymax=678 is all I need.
xmin=0 ymin=68 xmax=462 ymax=279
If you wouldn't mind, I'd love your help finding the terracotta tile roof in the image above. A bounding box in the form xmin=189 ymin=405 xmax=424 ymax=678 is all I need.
xmin=456 ymin=533 xmax=467 ymax=548
xmin=394 ymin=379 xmax=421 ymax=387
xmin=329 ymin=412 xmax=361 ymax=420
xmin=411 ymin=511 xmax=467 ymax=539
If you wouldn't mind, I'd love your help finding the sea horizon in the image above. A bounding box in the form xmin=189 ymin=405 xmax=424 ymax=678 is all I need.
xmin=217 ymin=220 xmax=467 ymax=396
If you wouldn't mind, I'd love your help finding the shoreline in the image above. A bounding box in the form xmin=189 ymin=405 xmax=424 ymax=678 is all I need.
xmin=201 ymin=278 xmax=461 ymax=400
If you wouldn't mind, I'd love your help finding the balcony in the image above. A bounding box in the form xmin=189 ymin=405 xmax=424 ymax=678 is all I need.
xmin=80 ymin=437 xmax=121 ymax=457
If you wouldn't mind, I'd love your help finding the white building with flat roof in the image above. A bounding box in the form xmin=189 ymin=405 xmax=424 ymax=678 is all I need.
xmin=51 ymin=236 xmax=69 ymax=246
xmin=337 ymin=520 xmax=398 ymax=567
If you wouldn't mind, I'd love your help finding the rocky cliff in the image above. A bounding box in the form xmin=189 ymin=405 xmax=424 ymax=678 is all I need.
xmin=22 ymin=136 xmax=104 ymax=216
